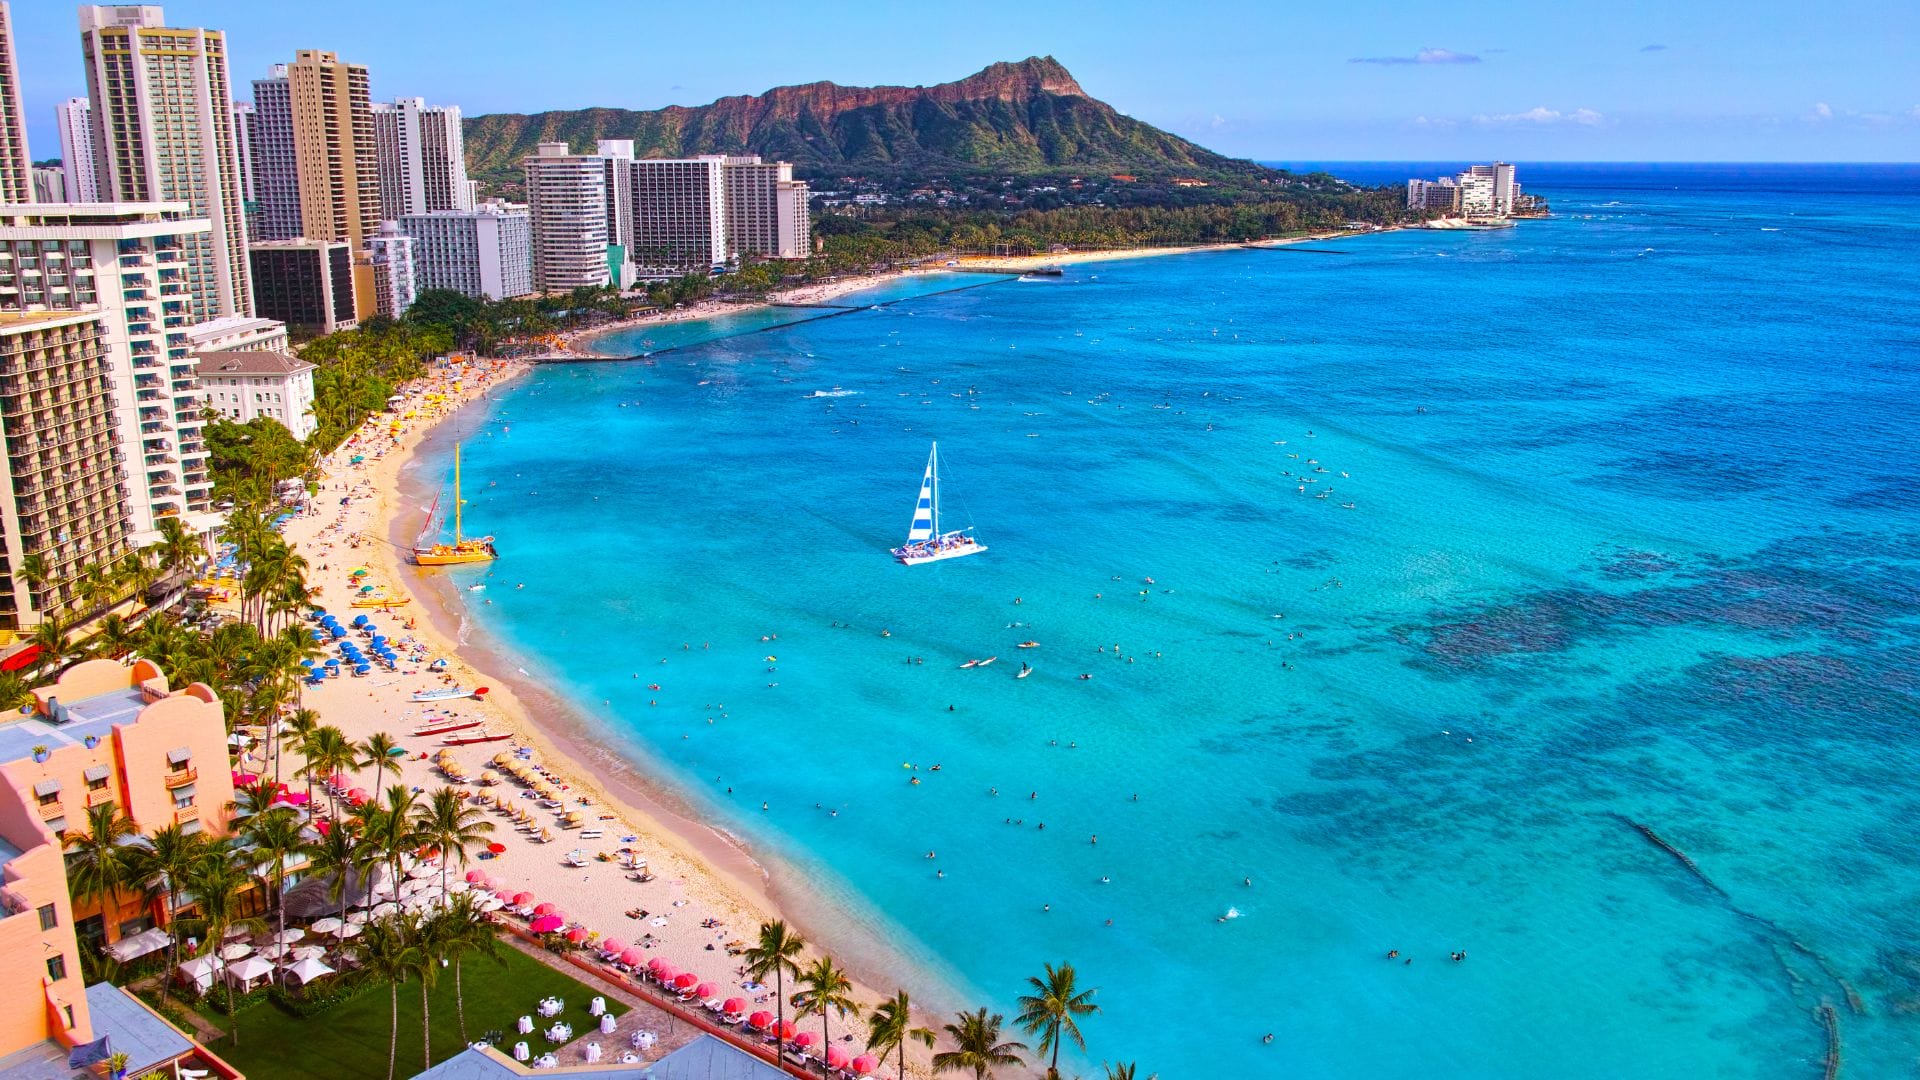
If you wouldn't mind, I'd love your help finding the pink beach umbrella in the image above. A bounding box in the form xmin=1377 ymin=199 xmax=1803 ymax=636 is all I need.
xmin=646 ymin=957 xmax=669 ymax=975
xmin=529 ymin=915 xmax=563 ymax=933
xmin=792 ymin=1031 xmax=816 ymax=1050
xmin=671 ymin=972 xmax=698 ymax=991
xmin=825 ymin=1046 xmax=850 ymax=1070
xmin=772 ymin=1019 xmax=796 ymax=1041
xmin=851 ymin=1054 xmax=879 ymax=1076
xmin=531 ymin=902 xmax=557 ymax=917
xmin=465 ymin=869 xmax=488 ymax=884
xmin=748 ymin=1011 xmax=774 ymax=1031
xmin=564 ymin=928 xmax=588 ymax=944
xmin=722 ymin=998 xmax=747 ymax=1015
xmin=693 ymin=982 xmax=717 ymax=999
xmin=600 ymin=938 xmax=627 ymax=956
xmin=511 ymin=891 xmax=534 ymax=906
xmin=654 ymin=964 xmax=680 ymax=984
xmin=618 ymin=947 xmax=646 ymax=967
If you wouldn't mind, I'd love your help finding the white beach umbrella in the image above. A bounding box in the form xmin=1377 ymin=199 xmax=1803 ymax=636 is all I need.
xmin=310 ymin=917 xmax=343 ymax=934
xmin=478 ymin=897 xmax=505 ymax=912
xmin=219 ymin=942 xmax=253 ymax=961
xmin=259 ymin=943 xmax=291 ymax=960
xmin=447 ymin=880 xmax=470 ymax=894
xmin=273 ymin=928 xmax=306 ymax=944
xmin=369 ymin=902 xmax=399 ymax=919
xmin=292 ymin=945 xmax=329 ymax=961
xmin=407 ymin=863 xmax=438 ymax=879
xmin=347 ymin=910 xmax=370 ymax=925
xmin=222 ymin=924 xmax=251 ymax=939
xmin=332 ymin=922 xmax=363 ymax=939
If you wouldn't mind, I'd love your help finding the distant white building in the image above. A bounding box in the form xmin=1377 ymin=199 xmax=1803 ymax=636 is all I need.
xmin=367 ymin=221 xmax=418 ymax=317
xmin=523 ymin=142 xmax=614 ymax=292
xmin=401 ymin=202 xmax=533 ymax=300
xmin=195 ymin=349 xmax=318 ymax=440
xmin=722 ymin=156 xmax=811 ymax=260
xmin=1407 ymin=162 xmax=1516 ymax=216
xmin=29 ymin=166 xmax=64 ymax=203
xmin=371 ymin=97 xmax=473 ymax=220
xmin=54 ymin=97 xmax=100 ymax=202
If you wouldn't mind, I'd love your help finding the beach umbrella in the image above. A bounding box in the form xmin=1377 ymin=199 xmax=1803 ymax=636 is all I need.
xmin=447 ymin=880 xmax=470 ymax=894
xmin=259 ymin=943 xmax=291 ymax=960
xmin=465 ymin=869 xmax=488 ymax=884
xmin=478 ymin=897 xmax=505 ymax=912
xmin=653 ymin=963 xmax=679 ymax=984
xmin=369 ymin=902 xmax=399 ymax=918
xmin=531 ymin=902 xmax=557 ymax=916
xmin=671 ymin=972 xmax=698 ymax=992
xmin=694 ymin=982 xmax=717 ymax=999
xmin=618 ymin=947 xmax=645 ymax=967
xmin=600 ymin=939 xmax=627 ymax=956
xmin=792 ymin=1031 xmax=816 ymax=1050
xmin=748 ymin=1011 xmax=774 ymax=1031
xmin=773 ymin=1019 xmax=796 ymax=1041
xmin=273 ymin=928 xmax=305 ymax=944
xmin=486 ymin=842 xmax=506 ymax=854
xmin=851 ymin=1053 xmax=879 ymax=1076
xmin=512 ymin=891 xmax=534 ymax=906
xmin=645 ymin=957 xmax=669 ymax=975
xmin=826 ymin=1046 xmax=850 ymax=1070
xmin=310 ymin=918 xmax=342 ymax=934
xmin=219 ymin=943 xmax=252 ymax=960
xmin=565 ymin=928 xmax=589 ymax=944
xmin=223 ymin=924 xmax=251 ymax=939
xmin=722 ymin=998 xmax=746 ymax=1015
xmin=529 ymin=915 xmax=564 ymax=933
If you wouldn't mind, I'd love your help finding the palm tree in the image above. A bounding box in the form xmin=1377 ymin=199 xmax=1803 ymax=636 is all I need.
xmin=412 ymin=908 xmax=448 ymax=1071
xmin=414 ymin=785 xmax=494 ymax=894
xmin=360 ymin=786 xmax=420 ymax=919
xmin=1016 ymin=962 xmax=1101 ymax=1079
xmin=360 ymin=913 xmax=423 ymax=1080
xmin=90 ymin=613 xmax=138 ymax=660
xmin=155 ymin=516 xmax=203 ymax=580
xmin=127 ymin=824 xmax=208 ymax=1004
xmin=17 ymin=552 xmax=49 ymax=610
xmin=304 ymin=819 xmax=360 ymax=930
xmin=791 ymin=955 xmax=861 ymax=1057
xmin=867 ymin=990 xmax=936 ymax=1080
xmin=240 ymin=807 xmax=311 ymax=985
xmin=430 ymin=894 xmax=505 ymax=1045
xmin=78 ymin=561 xmax=115 ymax=616
xmin=743 ymin=920 xmax=807 ymax=1043
xmin=300 ymin=725 xmax=358 ymax=817
xmin=0 ymin=670 xmax=31 ymax=711
xmin=1103 ymin=1063 xmax=1153 ymax=1080
xmin=933 ymin=1008 xmax=1026 ymax=1080
xmin=29 ymin=615 xmax=72 ymax=674
xmin=61 ymin=803 xmax=140 ymax=929
xmin=281 ymin=705 xmax=321 ymax=798
xmin=231 ymin=778 xmax=282 ymax=820
xmin=182 ymin=846 xmax=265 ymax=1043
xmin=359 ymin=732 xmax=402 ymax=792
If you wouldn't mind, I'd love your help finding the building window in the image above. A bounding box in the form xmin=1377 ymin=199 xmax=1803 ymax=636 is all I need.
xmin=38 ymin=904 xmax=57 ymax=930
xmin=46 ymin=955 xmax=66 ymax=982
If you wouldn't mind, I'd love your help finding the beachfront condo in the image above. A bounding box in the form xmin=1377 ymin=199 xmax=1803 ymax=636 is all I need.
xmin=79 ymin=6 xmax=253 ymax=322
xmin=248 ymin=237 xmax=358 ymax=336
xmin=0 ymin=657 xmax=241 ymax=1076
xmin=400 ymin=202 xmax=534 ymax=301
xmin=721 ymin=156 xmax=812 ymax=261
xmin=367 ymin=221 xmax=419 ymax=318
xmin=0 ymin=311 xmax=131 ymax=631
xmin=523 ymin=142 xmax=617 ymax=292
xmin=244 ymin=65 xmax=302 ymax=242
xmin=0 ymin=201 xmax=222 ymax=539
xmin=54 ymin=98 xmax=101 ymax=205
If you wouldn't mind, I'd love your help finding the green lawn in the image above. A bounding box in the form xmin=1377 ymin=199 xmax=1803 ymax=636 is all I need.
xmin=204 ymin=946 xmax=629 ymax=1080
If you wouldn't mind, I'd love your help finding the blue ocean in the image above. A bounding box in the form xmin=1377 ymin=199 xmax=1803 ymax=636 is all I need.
xmin=411 ymin=164 xmax=1920 ymax=1078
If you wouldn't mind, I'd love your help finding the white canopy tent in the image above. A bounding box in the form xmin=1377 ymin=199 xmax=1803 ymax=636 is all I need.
xmin=224 ymin=955 xmax=275 ymax=990
xmin=177 ymin=955 xmax=225 ymax=993
xmin=103 ymin=927 xmax=170 ymax=963
xmin=285 ymin=956 xmax=337 ymax=986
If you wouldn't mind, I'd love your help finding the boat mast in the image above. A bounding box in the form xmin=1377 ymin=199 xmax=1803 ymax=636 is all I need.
xmin=452 ymin=444 xmax=463 ymax=544
xmin=930 ymin=442 xmax=940 ymax=538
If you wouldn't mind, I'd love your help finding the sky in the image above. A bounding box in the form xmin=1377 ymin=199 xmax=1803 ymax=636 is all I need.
xmin=12 ymin=0 xmax=1918 ymax=165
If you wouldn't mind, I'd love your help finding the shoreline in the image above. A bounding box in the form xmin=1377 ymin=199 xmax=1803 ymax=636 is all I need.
xmin=565 ymin=229 xmax=1387 ymax=359
xmin=287 ymin=359 xmax=965 ymax=1075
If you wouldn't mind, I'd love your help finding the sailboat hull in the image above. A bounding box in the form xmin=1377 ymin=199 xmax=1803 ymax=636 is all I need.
xmin=894 ymin=539 xmax=987 ymax=566
xmin=411 ymin=544 xmax=496 ymax=567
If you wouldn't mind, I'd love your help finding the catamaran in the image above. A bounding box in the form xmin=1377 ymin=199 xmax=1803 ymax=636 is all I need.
xmin=891 ymin=441 xmax=985 ymax=565
xmin=412 ymin=443 xmax=496 ymax=566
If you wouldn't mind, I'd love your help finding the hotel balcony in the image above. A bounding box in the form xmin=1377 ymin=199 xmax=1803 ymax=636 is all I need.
xmin=164 ymin=766 xmax=198 ymax=789
xmin=173 ymin=805 xmax=199 ymax=825
xmin=85 ymin=789 xmax=117 ymax=809
xmin=37 ymin=800 xmax=64 ymax=821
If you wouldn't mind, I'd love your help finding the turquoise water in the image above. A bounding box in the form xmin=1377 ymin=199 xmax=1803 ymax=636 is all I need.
xmin=416 ymin=165 xmax=1920 ymax=1079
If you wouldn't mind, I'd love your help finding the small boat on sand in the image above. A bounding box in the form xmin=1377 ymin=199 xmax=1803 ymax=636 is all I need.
xmin=441 ymin=731 xmax=512 ymax=747
xmin=412 ymin=719 xmax=483 ymax=738
xmin=411 ymin=686 xmax=488 ymax=703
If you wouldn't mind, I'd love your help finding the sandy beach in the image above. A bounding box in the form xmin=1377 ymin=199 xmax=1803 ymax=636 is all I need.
xmin=266 ymin=357 xmax=953 ymax=1076
xmin=565 ymin=232 xmax=1369 ymax=359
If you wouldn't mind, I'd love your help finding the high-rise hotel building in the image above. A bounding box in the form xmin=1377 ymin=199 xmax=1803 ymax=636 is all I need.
xmin=287 ymin=50 xmax=380 ymax=253
xmin=0 ymin=3 xmax=31 ymax=205
xmin=0 ymin=203 xmax=220 ymax=540
xmin=401 ymin=202 xmax=533 ymax=300
xmin=627 ymin=157 xmax=727 ymax=275
xmin=79 ymin=6 xmax=252 ymax=321
xmin=371 ymin=97 xmax=473 ymax=220
xmin=722 ymin=157 xmax=811 ymax=260
xmin=523 ymin=142 xmax=615 ymax=292
xmin=246 ymin=65 xmax=302 ymax=241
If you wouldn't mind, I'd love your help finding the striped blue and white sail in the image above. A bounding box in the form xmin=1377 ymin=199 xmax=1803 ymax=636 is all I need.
xmin=906 ymin=446 xmax=936 ymax=542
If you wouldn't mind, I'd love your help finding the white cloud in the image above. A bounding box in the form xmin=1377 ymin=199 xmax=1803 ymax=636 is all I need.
xmin=1351 ymin=47 xmax=1482 ymax=65
xmin=1808 ymin=102 xmax=1834 ymax=121
xmin=1471 ymin=106 xmax=1605 ymax=127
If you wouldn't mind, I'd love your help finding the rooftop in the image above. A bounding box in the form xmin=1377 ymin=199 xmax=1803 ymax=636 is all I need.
xmin=0 ymin=310 xmax=101 ymax=332
xmin=194 ymin=349 xmax=316 ymax=378
xmin=0 ymin=687 xmax=144 ymax=767
xmin=414 ymin=1035 xmax=788 ymax=1080
xmin=0 ymin=985 xmax=197 ymax=1080
xmin=185 ymin=314 xmax=285 ymax=341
